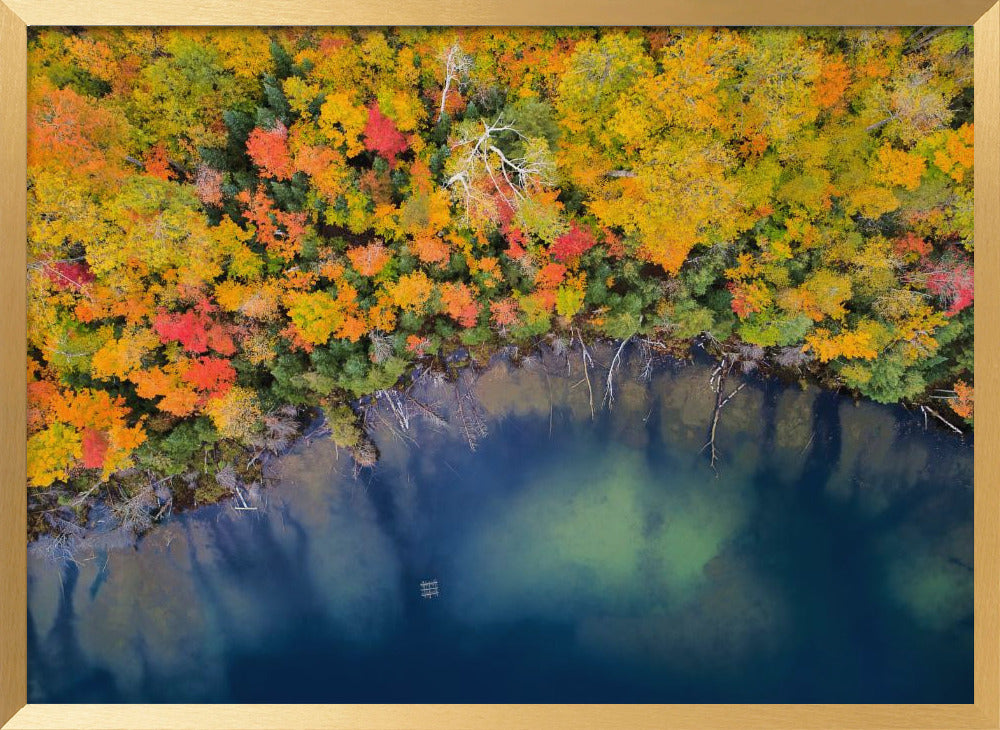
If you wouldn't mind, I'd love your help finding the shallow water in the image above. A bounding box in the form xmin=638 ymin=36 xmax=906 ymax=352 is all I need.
xmin=28 ymin=349 xmax=973 ymax=702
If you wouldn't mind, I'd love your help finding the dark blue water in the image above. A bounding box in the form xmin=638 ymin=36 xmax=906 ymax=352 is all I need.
xmin=27 ymin=352 xmax=974 ymax=703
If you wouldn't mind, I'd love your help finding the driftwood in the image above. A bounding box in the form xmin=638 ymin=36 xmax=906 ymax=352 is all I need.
xmin=702 ymin=358 xmax=746 ymax=475
xmin=574 ymin=328 xmax=595 ymax=420
xmin=603 ymin=337 xmax=631 ymax=409
xmin=920 ymin=404 xmax=964 ymax=435
xmin=455 ymin=385 xmax=488 ymax=452
xmin=404 ymin=392 xmax=449 ymax=429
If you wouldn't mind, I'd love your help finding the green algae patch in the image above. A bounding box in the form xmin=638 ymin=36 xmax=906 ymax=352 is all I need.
xmin=445 ymin=441 xmax=752 ymax=626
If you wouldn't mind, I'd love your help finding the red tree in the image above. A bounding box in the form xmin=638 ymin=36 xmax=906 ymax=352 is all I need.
xmin=81 ymin=428 xmax=109 ymax=469
xmin=154 ymin=310 xmax=236 ymax=355
xmin=46 ymin=260 xmax=95 ymax=290
xmin=922 ymin=252 xmax=974 ymax=316
xmin=551 ymin=224 xmax=597 ymax=263
xmin=183 ymin=357 xmax=237 ymax=396
xmin=363 ymin=105 xmax=408 ymax=167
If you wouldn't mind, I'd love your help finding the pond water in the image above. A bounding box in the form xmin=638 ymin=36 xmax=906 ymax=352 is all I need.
xmin=27 ymin=347 xmax=974 ymax=703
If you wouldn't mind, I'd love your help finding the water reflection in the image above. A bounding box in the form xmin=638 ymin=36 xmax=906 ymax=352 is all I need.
xmin=28 ymin=348 xmax=973 ymax=702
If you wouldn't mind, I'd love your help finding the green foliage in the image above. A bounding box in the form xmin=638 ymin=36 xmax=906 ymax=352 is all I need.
xmin=24 ymin=25 xmax=976 ymax=510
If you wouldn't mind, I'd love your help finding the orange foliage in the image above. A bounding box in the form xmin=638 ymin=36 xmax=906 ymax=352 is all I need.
xmin=237 ymin=186 xmax=309 ymax=260
xmin=951 ymin=380 xmax=973 ymax=420
xmin=535 ymin=262 xmax=567 ymax=289
xmin=144 ymin=143 xmax=176 ymax=180
xmin=28 ymin=83 xmax=127 ymax=182
xmin=814 ymin=56 xmax=851 ymax=109
xmin=440 ymin=282 xmax=480 ymax=327
xmin=490 ymin=297 xmax=520 ymax=327
xmin=347 ymin=241 xmax=392 ymax=277
xmin=412 ymin=235 xmax=451 ymax=264
xmin=246 ymin=121 xmax=295 ymax=180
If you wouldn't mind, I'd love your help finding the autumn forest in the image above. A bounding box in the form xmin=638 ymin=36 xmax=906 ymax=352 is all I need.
xmin=26 ymin=27 xmax=974 ymax=538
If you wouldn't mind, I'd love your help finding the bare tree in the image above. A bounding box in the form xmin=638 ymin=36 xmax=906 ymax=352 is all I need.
xmin=573 ymin=328 xmax=595 ymax=420
xmin=444 ymin=116 xmax=556 ymax=222
xmin=379 ymin=388 xmax=412 ymax=431
xmin=249 ymin=405 xmax=300 ymax=457
xmin=110 ymin=485 xmax=157 ymax=535
xmin=775 ymin=345 xmax=813 ymax=370
xmin=438 ymin=43 xmax=472 ymax=122
xmin=369 ymin=332 xmax=395 ymax=364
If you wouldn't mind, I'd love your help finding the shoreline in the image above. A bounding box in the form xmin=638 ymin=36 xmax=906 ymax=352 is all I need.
xmin=26 ymin=330 xmax=971 ymax=552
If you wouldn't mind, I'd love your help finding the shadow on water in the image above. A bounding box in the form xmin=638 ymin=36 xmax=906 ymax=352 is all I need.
xmin=28 ymin=562 xmax=123 ymax=702
xmin=27 ymin=353 xmax=973 ymax=703
xmin=746 ymin=388 xmax=971 ymax=702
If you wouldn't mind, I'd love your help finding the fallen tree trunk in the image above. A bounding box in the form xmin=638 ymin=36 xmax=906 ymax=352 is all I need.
xmin=701 ymin=357 xmax=746 ymax=475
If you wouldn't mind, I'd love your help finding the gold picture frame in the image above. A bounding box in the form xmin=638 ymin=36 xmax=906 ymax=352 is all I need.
xmin=1 ymin=2 xmax=998 ymax=728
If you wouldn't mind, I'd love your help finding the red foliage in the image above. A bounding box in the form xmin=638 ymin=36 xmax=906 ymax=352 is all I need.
xmin=504 ymin=226 xmax=528 ymax=258
xmin=246 ymin=122 xmax=294 ymax=180
xmin=153 ymin=310 xmax=236 ymax=355
xmin=81 ymin=428 xmax=109 ymax=469
xmin=551 ymin=223 xmax=597 ymax=263
xmin=363 ymin=105 xmax=408 ymax=167
xmin=46 ymin=260 xmax=95 ymax=290
xmin=922 ymin=252 xmax=974 ymax=316
xmin=182 ymin=356 xmax=236 ymax=395
xmin=893 ymin=232 xmax=932 ymax=260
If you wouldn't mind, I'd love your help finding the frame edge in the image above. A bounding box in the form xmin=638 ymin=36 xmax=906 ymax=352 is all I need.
xmin=974 ymin=3 xmax=1000 ymax=724
xmin=3 ymin=0 xmax=1000 ymax=27
xmin=0 ymin=0 xmax=28 ymax=725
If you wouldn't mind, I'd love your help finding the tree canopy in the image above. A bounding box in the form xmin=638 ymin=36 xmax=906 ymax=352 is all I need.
xmin=26 ymin=26 xmax=975 ymax=503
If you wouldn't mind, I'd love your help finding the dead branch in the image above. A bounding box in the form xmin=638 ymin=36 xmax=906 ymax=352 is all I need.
xmin=920 ymin=405 xmax=964 ymax=435
xmin=378 ymin=388 xmax=412 ymax=431
xmin=404 ymin=392 xmax=449 ymax=429
xmin=454 ymin=385 xmax=488 ymax=451
xmin=438 ymin=43 xmax=472 ymax=122
xmin=603 ymin=337 xmax=631 ymax=409
xmin=444 ymin=115 xmax=555 ymax=221
xmin=701 ymin=357 xmax=746 ymax=476
xmin=574 ymin=327 xmax=595 ymax=420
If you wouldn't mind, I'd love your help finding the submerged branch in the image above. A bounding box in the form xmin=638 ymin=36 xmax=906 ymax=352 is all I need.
xmin=920 ymin=405 xmax=964 ymax=435
xmin=574 ymin=327 xmax=595 ymax=420
xmin=702 ymin=357 xmax=746 ymax=476
xmin=604 ymin=337 xmax=631 ymax=410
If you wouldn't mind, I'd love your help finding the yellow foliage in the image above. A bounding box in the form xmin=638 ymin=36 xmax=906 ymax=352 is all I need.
xmin=27 ymin=422 xmax=81 ymax=487
xmin=286 ymin=291 xmax=343 ymax=346
xmin=91 ymin=327 xmax=160 ymax=380
xmin=317 ymin=92 xmax=367 ymax=156
xmin=388 ymin=271 xmax=434 ymax=313
xmin=805 ymin=322 xmax=882 ymax=362
xmin=205 ymin=386 xmax=262 ymax=441
xmin=556 ymin=274 xmax=587 ymax=318
xmin=872 ymin=145 xmax=926 ymax=190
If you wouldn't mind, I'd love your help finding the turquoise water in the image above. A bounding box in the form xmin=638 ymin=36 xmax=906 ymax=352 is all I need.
xmin=27 ymin=349 xmax=973 ymax=702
